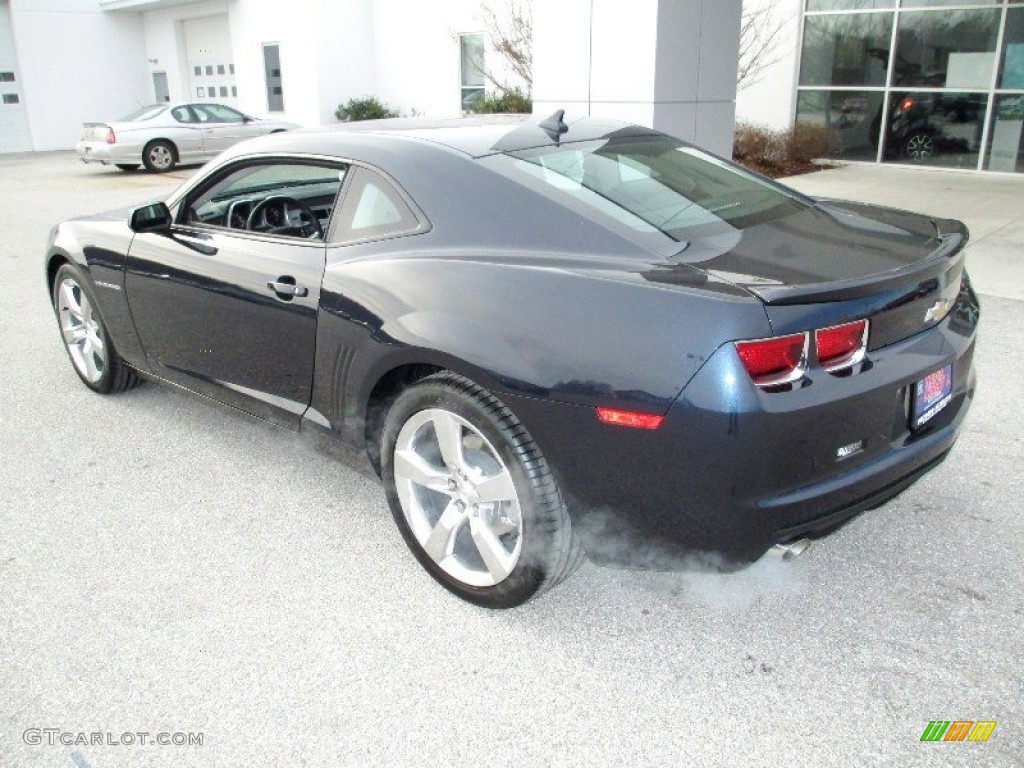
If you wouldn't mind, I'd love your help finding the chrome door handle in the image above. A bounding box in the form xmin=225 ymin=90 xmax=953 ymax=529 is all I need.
xmin=267 ymin=280 xmax=308 ymax=298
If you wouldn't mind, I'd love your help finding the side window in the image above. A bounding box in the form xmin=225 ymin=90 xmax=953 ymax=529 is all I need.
xmin=192 ymin=104 xmax=243 ymax=123
xmin=205 ymin=104 xmax=245 ymax=122
xmin=182 ymin=161 xmax=347 ymax=241
xmin=171 ymin=106 xmax=195 ymax=123
xmin=334 ymin=168 xmax=422 ymax=243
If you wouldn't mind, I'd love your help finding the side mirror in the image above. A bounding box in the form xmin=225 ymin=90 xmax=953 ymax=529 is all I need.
xmin=130 ymin=202 xmax=172 ymax=234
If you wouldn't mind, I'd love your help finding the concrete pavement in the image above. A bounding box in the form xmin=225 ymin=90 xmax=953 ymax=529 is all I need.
xmin=0 ymin=153 xmax=1022 ymax=767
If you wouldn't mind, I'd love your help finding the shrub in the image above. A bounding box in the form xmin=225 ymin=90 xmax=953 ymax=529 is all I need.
xmin=335 ymin=96 xmax=399 ymax=122
xmin=733 ymin=123 xmax=783 ymax=166
xmin=784 ymin=122 xmax=842 ymax=164
xmin=470 ymin=88 xmax=533 ymax=114
xmin=733 ymin=121 xmax=842 ymax=178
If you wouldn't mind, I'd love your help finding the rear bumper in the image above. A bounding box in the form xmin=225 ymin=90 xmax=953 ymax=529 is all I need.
xmin=505 ymin=284 xmax=980 ymax=567
xmin=76 ymin=141 xmax=139 ymax=165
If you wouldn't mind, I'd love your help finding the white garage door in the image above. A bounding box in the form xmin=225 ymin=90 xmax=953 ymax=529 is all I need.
xmin=185 ymin=15 xmax=237 ymax=106
xmin=0 ymin=1 xmax=31 ymax=153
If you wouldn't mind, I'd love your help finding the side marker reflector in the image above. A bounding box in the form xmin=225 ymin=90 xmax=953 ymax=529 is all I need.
xmin=596 ymin=407 xmax=664 ymax=430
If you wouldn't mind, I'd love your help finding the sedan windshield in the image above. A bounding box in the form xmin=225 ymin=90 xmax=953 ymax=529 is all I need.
xmin=119 ymin=105 xmax=167 ymax=122
xmin=508 ymin=136 xmax=809 ymax=243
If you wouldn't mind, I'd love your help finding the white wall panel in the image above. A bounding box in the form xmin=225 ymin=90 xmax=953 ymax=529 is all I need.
xmin=9 ymin=0 xmax=147 ymax=150
xmin=0 ymin=0 xmax=32 ymax=152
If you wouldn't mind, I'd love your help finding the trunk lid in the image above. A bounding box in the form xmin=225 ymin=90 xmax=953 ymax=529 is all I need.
xmin=680 ymin=199 xmax=968 ymax=348
xmin=82 ymin=123 xmax=111 ymax=142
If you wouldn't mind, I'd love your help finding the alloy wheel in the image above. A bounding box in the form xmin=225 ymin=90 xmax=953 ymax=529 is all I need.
xmin=57 ymin=278 xmax=106 ymax=384
xmin=148 ymin=144 xmax=173 ymax=170
xmin=905 ymin=134 xmax=934 ymax=161
xmin=392 ymin=408 xmax=523 ymax=587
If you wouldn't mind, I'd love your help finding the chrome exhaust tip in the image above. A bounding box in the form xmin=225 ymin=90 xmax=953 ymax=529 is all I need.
xmin=770 ymin=538 xmax=811 ymax=561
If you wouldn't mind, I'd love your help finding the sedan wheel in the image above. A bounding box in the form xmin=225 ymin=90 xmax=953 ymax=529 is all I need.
xmin=381 ymin=373 xmax=584 ymax=607
xmin=52 ymin=264 xmax=139 ymax=394
xmin=143 ymin=140 xmax=176 ymax=173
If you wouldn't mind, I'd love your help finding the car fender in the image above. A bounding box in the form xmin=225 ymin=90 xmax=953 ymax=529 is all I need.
xmin=315 ymin=252 xmax=773 ymax=441
xmin=383 ymin=309 xmax=543 ymax=389
xmin=45 ymin=218 xmax=149 ymax=369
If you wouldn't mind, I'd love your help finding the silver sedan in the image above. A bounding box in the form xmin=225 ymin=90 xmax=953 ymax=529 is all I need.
xmin=76 ymin=102 xmax=299 ymax=173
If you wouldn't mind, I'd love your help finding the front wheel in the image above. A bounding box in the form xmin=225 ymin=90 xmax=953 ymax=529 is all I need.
xmin=381 ymin=373 xmax=584 ymax=608
xmin=52 ymin=263 xmax=139 ymax=394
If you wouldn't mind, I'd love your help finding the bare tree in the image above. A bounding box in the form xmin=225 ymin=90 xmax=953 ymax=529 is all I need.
xmin=480 ymin=0 xmax=532 ymax=94
xmin=738 ymin=0 xmax=789 ymax=90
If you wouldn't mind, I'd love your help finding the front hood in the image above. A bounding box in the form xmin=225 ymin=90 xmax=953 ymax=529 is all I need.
xmin=70 ymin=206 xmax=135 ymax=225
xmin=678 ymin=199 xmax=965 ymax=304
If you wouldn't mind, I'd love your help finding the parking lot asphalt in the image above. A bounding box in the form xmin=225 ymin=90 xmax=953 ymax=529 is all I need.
xmin=1 ymin=152 xmax=1022 ymax=768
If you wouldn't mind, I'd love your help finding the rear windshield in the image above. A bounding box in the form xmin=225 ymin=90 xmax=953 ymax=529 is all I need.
xmin=507 ymin=136 xmax=809 ymax=243
xmin=119 ymin=105 xmax=167 ymax=122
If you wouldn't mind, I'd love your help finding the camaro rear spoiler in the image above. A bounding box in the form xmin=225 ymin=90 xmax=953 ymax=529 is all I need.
xmin=744 ymin=231 xmax=967 ymax=306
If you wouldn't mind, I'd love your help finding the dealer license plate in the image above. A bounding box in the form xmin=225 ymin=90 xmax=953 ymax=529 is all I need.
xmin=912 ymin=364 xmax=953 ymax=429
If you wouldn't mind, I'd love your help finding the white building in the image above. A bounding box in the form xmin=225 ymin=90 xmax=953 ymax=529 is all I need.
xmin=3 ymin=0 xmax=1021 ymax=172
xmin=0 ymin=0 xmax=743 ymax=157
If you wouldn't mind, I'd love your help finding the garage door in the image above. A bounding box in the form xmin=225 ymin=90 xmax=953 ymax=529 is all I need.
xmin=185 ymin=15 xmax=237 ymax=106
xmin=0 ymin=1 xmax=31 ymax=153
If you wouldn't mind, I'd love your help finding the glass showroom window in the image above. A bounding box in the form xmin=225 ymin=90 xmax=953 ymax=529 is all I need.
xmin=460 ymin=34 xmax=485 ymax=112
xmin=796 ymin=12 xmax=892 ymax=160
xmin=884 ymin=9 xmax=999 ymax=168
xmin=797 ymin=0 xmax=1024 ymax=173
xmin=796 ymin=90 xmax=887 ymax=160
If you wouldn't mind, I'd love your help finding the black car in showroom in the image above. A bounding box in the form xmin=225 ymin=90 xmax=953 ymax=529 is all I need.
xmin=45 ymin=113 xmax=979 ymax=607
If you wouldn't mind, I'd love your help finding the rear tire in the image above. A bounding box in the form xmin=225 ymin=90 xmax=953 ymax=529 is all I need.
xmin=52 ymin=263 xmax=140 ymax=395
xmin=381 ymin=372 xmax=583 ymax=608
xmin=142 ymin=140 xmax=176 ymax=173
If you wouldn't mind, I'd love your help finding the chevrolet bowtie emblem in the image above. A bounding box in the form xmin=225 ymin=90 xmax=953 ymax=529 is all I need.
xmin=924 ymin=298 xmax=951 ymax=324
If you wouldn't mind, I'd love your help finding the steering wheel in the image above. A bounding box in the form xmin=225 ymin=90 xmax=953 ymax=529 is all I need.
xmin=246 ymin=195 xmax=324 ymax=239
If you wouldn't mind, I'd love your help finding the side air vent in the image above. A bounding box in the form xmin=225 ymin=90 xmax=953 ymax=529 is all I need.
xmin=331 ymin=345 xmax=357 ymax=422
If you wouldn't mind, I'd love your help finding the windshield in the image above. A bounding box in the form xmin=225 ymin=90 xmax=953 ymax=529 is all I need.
xmin=508 ymin=136 xmax=809 ymax=243
xmin=119 ymin=105 xmax=167 ymax=122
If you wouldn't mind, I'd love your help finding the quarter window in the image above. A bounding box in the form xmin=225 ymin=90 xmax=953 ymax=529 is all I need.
xmin=334 ymin=168 xmax=422 ymax=242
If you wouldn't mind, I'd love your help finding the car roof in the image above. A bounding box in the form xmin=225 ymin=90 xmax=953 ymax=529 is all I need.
xmin=281 ymin=114 xmax=663 ymax=158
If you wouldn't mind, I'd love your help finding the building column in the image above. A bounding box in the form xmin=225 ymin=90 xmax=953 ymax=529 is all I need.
xmin=532 ymin=0 xmax=741 ymax=157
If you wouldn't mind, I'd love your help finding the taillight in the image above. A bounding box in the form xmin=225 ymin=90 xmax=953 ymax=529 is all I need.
xmin=734 ymin=333 xmax=808 ymax=387
xmin=106 ymin=127 xmax=116 ymax=144
xmin=815 ymin=319 xmax=868 ymax=372
xmin=596 ymin=407 xmax=664 ymax=430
